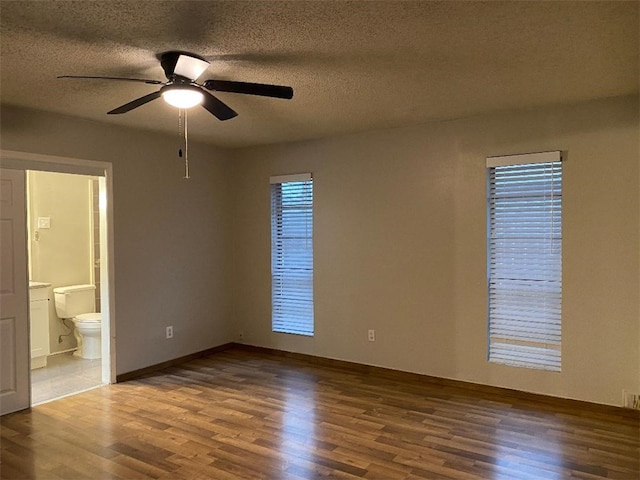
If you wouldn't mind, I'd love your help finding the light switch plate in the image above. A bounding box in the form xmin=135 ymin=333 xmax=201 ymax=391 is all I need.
xmin=37 ymin=217 xmax=51 ymax=229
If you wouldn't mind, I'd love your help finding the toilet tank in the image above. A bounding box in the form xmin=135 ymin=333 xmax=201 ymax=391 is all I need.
xmin=53 ymin=284 xmax=96 ymax=318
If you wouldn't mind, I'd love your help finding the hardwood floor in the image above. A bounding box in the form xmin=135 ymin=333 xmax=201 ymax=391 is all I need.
xmin=1 ymin=347 xmax=638 ymax=479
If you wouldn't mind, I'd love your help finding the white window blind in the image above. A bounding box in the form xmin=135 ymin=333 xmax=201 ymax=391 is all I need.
xmin=487 ymin=152 xmax=562 ymax=371
xmin=270 ymin=173 xmax=314 ymax=336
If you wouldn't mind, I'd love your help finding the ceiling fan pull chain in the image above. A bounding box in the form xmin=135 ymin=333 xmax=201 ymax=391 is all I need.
xmin=178 ymin=108 xmax=184 ymax=160
xmin=184 ymin=109 xmax=190 ymax=179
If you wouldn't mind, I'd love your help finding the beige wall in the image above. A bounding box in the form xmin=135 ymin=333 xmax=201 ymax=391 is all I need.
xmin=1 ymin=105 xmax=234 ymax=375
xmin=229 ymin=95 xmax=639 ymax=406
xmin=28 ymin=170 xmax=94 ymax=352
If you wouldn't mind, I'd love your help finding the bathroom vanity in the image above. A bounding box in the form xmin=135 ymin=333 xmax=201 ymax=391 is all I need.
xmin=29 ymin=282 xmax=51 ymax=369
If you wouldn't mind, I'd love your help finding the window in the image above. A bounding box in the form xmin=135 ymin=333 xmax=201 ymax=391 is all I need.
xmin=487 ymin=152 xmax=562 ymax=371
xmin=270 ymin=173 xmax=314 ymax=336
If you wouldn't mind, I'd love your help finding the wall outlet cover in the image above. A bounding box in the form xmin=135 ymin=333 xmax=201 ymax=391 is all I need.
xmin=37 ymin=216 xmax=51 ymax=229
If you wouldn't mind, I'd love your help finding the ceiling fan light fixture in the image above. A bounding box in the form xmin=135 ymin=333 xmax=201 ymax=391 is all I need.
xmin=161 ymin=85 xmax=204 ymax=109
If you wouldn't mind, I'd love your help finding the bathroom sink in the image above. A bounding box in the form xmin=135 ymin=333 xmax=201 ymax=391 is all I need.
xmin=29 ymin=281 xmax=51 ymax=289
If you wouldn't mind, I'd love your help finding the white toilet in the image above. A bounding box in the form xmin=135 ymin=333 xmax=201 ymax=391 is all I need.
xmin=53 ymin=284 xmax=102 ymax=360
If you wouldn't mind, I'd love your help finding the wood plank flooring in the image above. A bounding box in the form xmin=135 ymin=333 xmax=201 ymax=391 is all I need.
xmin=1 ymin=347 xmax=638 ymax=479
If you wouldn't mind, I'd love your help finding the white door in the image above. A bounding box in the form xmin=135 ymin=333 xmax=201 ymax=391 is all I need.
xmin=0 ymin=168 xmax=30 ymax=415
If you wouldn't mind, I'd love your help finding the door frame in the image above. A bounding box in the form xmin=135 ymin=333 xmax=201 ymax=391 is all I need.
xmin=0 ymin=149 xmax=116 ymax=385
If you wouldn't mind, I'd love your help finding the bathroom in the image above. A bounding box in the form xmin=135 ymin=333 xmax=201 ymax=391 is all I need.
xmin=27 ymin=170 xmax=106 ymax=404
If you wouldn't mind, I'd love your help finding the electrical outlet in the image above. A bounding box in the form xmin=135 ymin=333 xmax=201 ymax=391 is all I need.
xmin=368 ymin=329 xmax=375 ymax=342
xmin=166 ymin=326 xmax=173 ymax=339
xmin=37 ymin=217 xmax=51 ymax=229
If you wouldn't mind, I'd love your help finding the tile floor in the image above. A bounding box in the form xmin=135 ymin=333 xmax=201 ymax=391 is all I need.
xmin=31 ymin=352 xmax=103 ymax=405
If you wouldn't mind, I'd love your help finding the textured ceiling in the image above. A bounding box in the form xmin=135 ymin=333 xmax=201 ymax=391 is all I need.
xmin=1 ymin=1 xmax=638 ymax=148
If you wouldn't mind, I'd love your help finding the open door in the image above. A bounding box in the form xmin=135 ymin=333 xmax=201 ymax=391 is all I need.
xmin=0 ymin=168 xmax=30 ymax=415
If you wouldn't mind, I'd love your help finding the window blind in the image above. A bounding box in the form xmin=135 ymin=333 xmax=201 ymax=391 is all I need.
xmin=270 ymin=174 xmax=314 ymax=336
xmin=487 ymin=152 xmax=562 ymax=371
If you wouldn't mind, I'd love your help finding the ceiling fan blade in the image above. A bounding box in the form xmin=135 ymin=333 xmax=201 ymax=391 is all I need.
xmin=107 ymin=91 xmax=162 ymax=114
xmin=203 ymin=80 xmax=293 ymax=99
xmin=58 ymin=75 xmax=163 ymax=85
xmin=201 ymin=91 xmax=238 ymax=121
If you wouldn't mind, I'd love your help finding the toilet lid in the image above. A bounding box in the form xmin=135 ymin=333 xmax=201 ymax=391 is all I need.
xmin=75 ymin=312 xmax=101 ymax=323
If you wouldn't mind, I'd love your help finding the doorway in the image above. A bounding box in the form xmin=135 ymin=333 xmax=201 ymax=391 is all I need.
xmin=27 ymin=171 xmax=106 ymax=404
xmin=0 ymin=150 xmax=115 ymax=414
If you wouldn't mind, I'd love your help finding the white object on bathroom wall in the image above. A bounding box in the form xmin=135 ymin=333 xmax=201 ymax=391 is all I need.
xmin=37 ymin=216 xmax=51 ymax=229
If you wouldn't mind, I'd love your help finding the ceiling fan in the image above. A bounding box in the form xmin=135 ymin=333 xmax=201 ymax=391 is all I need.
xmin=58 ymin=51 xmax=294 ymax=121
